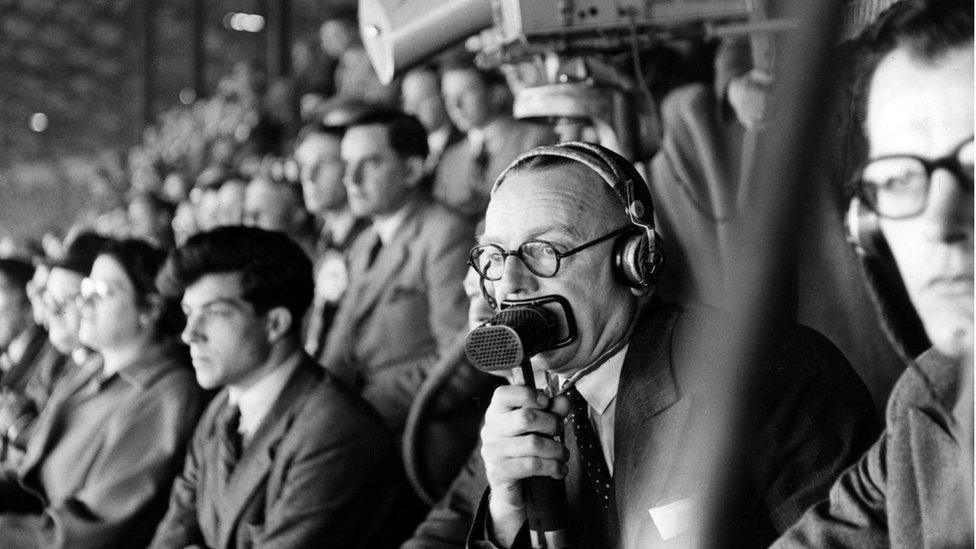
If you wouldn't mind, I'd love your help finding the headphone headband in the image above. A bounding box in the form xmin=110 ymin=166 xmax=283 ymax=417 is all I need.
xmin=491 ymin=141 xmax=663 ymax=287
xmin=492 ymin=142 xmax=656 ymax=233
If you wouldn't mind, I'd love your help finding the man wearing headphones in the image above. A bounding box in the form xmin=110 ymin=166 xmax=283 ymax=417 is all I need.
xmin=468 ymin=142 xmax=880 ymax=548
xmin=774 ymin=1 xmax=973 ymax=546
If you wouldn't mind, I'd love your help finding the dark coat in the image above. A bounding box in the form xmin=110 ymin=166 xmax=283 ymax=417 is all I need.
xmin=772 ymin=349 xmax=973 ymax=548
xmin=150 ymin=355 xmax=405 ymax=549
xmin=468 ymin=301 xmax=881 ymax=548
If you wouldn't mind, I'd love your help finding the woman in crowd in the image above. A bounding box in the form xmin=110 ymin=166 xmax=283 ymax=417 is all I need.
xmin=0 ymin=238 xmax=208 ymax=548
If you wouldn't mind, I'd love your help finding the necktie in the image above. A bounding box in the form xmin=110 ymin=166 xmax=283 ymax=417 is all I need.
xmin=218 ymin=402 xmax=242 ymax=481
xmin=473 ymin=138 xmax=490 ymax=183
xmin=564 ymin=386 xmax=619 ymax=546
xmin=365 ymin=232 xmax=383 ymax=270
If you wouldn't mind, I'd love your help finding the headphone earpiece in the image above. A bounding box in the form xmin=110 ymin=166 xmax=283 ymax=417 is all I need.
xmin=845 ymin=195 xmax=884 ymax=258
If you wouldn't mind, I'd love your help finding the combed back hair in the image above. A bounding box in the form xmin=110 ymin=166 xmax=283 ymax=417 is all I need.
xmin=0 ymin=258 xmax=35 ymax=299
xmin=853 ymin=0 xmax=974 ymax=130
xmin=347 ymin=107 xmax=429 ymax=161
xmin=98 ymin=239 xmax=184 ymax=339
xmin=157 ymin=226 xmax=314 ymax=330
xmin=495 ymin=153 xmax=629 ymax=216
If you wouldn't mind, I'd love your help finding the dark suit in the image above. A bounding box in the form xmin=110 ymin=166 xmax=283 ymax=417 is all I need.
xmin=0 ymin=326 xmax=70 ymax=467
xmin=433 ymin=118 xmax=556 ymax=220
xmin=321 ymin=196 xmax=474 ymax=433
xmin=151 ymin=355 xmax=404 ymax=549
xmin=469 ymin=300 xmax=881 ymax=548
xmin=0 ymin=343 xmax=206 ymax=548
xmin=772 ymin=349 xmax=973 ymax=548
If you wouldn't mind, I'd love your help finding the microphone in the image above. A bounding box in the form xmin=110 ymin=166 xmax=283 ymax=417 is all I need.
xmin=466 ymin=304 xmax=571 ymax=549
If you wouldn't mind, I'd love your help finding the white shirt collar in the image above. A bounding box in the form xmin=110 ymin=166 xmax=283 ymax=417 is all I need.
xmin=371 ymin=200 xmax=412 ymax=246
xmin=571 ymin=344 xmax=628 ymax=415
xmin=228 ymin=349 xmax=302 ymax=442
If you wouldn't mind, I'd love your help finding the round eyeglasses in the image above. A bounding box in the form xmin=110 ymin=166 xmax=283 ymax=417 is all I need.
xmin=855 ymin=135 xmax=973 ymax=219
xmin=468 ymin=227 xmax=632 ymax=281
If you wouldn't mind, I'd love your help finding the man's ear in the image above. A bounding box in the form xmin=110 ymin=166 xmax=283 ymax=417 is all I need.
xmin=403 ymin=156 xmax=426 ymax=189
xmin=263 ymin=306 xmax=293 ymax=343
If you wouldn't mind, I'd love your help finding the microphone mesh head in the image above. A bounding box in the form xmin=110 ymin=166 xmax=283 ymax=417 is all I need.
xmin=464 ymin=306 xmax=555 ymax=372
xmin=465 ymin=325 xmax=524 ymax=372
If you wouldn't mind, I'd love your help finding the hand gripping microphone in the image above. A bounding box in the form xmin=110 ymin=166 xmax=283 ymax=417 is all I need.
xmin=465 ymin=298 xmax=574 ymax=549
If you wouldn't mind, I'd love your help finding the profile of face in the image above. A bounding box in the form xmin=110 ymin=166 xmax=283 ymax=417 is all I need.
xmin=867 ymin=43 xmax=975 ymax=359
xmin=294 ymin=133 xmax=347 ymax=216
xmin=481 ymin=163 xmax=641 ymax=376
xmin=216 ymin=180 xmax=247 ymax=226
xmin=341 ymin=124 xmax=423 ymax=218
xmin=44 ymin=267 xmax=84 ymax=353
xmin=78 ymin=255 xmax=146 ymax=352
xmin=441 ymin=68 xmax=492 ymax=133
xmin=243 ymin=178 xmax=303 ymax=234
xmin=402 ymin=69 xmax=449 ymax=134
xmin=181 ymin=272 xmax=274 ymax=390
xmin=0 ymin=273 xmax=32 ymax=350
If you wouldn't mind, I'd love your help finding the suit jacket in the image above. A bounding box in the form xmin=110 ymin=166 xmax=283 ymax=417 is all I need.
xmin=649 ymin=82 xmax=906 ymax=417
xmin=469 ymin=300 xmax=881 ymax=548
xmin=0 ymin=327 xmax=71 ymax=466
xmin=320 ymin=195 xmax=474 ymax=433
xmin=151 ymin=355 xmax=404 ymax=549
xmin=0 ymin=342 xmax=206 ymax=549
xmin=433 ymin=117 xmax=556 ymax=220
xmin=772 ymin=349 xmax=973 ymax=548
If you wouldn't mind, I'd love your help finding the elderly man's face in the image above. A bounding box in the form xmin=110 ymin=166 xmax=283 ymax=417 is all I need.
xmin=868 ymin=43 xmax=974 ymax=359
xmin=482 ymin=163 xmax=640 ymax=376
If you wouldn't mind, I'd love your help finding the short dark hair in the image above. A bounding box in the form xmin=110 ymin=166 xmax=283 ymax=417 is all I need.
xmin=157 ymin=226 xmax=314 ymax=332
xmin=0 ymin=258 xmax=34 ymax=301
xmin=347 ymin=106 xmax=429 ymax=161
xmin=853 ymin=0 xmax=974 ymax=130
xmin=52 ymin=231 xmax=113 ymax=276
xmin=98 ymin=239 xmax=183 ymax=340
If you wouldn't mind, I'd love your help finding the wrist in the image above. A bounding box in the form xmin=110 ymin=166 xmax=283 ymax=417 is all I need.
xmin=488 ymin=487 xmax=526 ymax=548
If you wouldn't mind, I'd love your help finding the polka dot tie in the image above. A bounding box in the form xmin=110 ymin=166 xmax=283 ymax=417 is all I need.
xmin=564 ymin=386 xmax=614 ymax=511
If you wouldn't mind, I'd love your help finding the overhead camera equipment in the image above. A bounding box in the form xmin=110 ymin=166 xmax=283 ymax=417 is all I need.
xmin=359 ymin=0 xmax=791 ymax=160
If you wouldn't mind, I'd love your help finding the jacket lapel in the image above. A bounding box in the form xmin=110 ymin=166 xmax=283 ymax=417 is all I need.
xmin=346 ymin=199 xmax=424 ymax=324
xmin=613 ymin=305 xmax=688 ymax=521
xmin=217 ymin=360 xmax=322 ymax=549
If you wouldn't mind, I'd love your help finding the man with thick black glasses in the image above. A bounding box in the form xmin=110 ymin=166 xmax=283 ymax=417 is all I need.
xmin=774 ymin=0 xmax=973 ymax=546
xmin=466 ymin=143 xmax=880 ymax=548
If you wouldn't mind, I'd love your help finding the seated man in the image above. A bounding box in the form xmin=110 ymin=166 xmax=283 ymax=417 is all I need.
xmin=292 ymin=116 xmax=370 ymax=360
xmin=150 ymin=226 xmax=404 ymax=548
xmin=320 ymin=108 xmax=474 ymax=435
xmin=468 ymin=143 xmax=880 ymax=548
xmin=774 ymin=0 xmax=974 ymax=545
xmin=0 ymin=258 xmax=65 ymax=466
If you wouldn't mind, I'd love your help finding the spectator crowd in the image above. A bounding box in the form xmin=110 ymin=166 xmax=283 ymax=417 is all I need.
xmin=0 ymin=1 xmax=970 ymax=547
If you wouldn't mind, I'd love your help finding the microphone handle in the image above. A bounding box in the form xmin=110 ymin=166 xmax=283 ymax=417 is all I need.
xmin=515 ymin=361 xmax=572 ymax=548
